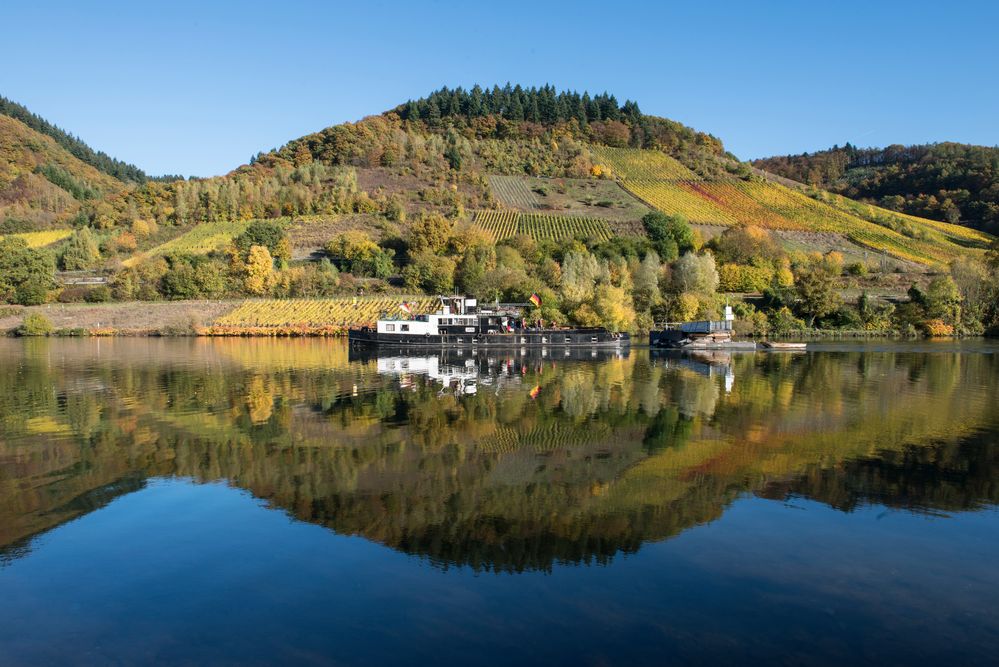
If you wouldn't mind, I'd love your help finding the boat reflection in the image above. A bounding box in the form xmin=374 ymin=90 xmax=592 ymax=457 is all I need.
xmin=353 ymin=346 xmax=631 ymax=396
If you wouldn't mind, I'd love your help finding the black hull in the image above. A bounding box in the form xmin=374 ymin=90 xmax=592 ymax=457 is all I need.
xmin=349 ymin=328 xmax=630 ymax=348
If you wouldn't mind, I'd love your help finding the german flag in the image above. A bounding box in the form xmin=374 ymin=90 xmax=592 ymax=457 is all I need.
xmin=529 ymin=293 xmax=542 ymax=307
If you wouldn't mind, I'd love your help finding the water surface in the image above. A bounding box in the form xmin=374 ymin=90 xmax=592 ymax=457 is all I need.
xmin=1 ymin=338 xmax=998 ymax=665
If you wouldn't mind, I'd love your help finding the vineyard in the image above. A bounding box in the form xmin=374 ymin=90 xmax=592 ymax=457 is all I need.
xmin=588 ymin=146 xmax=991 ymax=266
xmin=1 ymin=229 xmax=73 ymax=248
xmin=472 ymin=211 xmax=614 ymax=242
xmin=123 ymin=220 xmax=253 ymax=267
xmin=489 ymin=175 xmax=540 ymax=209
xmin=809 ymin=189 xmax=993 ymax=249
xmin=209 ymin=295 xmax=437 ymax=333
xmin=591 ymin=146 xmax=699 ymax=181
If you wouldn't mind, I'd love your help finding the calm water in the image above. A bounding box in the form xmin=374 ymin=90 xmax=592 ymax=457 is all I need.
xmin=1 ymin=338 xmax=998 ymax=666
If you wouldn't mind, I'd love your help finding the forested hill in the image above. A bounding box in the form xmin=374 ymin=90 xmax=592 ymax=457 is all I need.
xmin=753 ymin=143 xmax=999 ymax=234
xmin=0 ymin=95 xmax=146 ymax=183
xmin=385 ymin=85 xmax=731 ymax=177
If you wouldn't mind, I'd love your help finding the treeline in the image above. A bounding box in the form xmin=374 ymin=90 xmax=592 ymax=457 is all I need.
xmin=754 ymin=142 xmax=999 ymax=233
xmin=392 ymin=85 xmax=726 ymax=165
xmin=397 ymin=84 xmax=642 ymax=126
xmin=0 ymin=96 xmax=147 ymax=183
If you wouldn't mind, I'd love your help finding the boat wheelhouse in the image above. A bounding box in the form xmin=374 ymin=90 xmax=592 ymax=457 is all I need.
xmin=348 ymin=296 xmax=629 ymax=348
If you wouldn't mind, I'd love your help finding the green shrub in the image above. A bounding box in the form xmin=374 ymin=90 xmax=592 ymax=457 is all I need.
xmin=84 ymin=285 xmax=112 ymax=303
xmin=846 ymin=262 xmax=868 ymax=276
xmin=17 ymin=313 xmax=53 ymax=336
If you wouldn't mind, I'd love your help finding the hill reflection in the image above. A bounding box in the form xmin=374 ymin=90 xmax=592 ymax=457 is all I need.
xmin=1 ymin=339 xmax=996 ymax=572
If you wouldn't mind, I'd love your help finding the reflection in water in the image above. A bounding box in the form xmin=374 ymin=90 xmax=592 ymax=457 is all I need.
xmin=1 ymin=339 xmax=998 ymax=574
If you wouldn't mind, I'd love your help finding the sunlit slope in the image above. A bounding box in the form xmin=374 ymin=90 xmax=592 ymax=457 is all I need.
xmin=0 ymin=115 xmax=127 ymax=227
xmin=595 ymin=146 xmax=992 ymax=266
xmin=122 ymin=219 xmax=253 ymax=267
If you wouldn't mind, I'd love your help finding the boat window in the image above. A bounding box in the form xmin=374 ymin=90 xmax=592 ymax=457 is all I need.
xmin=385 ymin=324 xmax=395 ymax=332
xmin=565 ymin=336 xmax=571 ymax=343
xmin=591 ymin=336 xmax=598 ymax=343
xmin=456 ymin=337 xmax=463 ymax=343
xmin=521 ymin=337 xmax=526 ymax=344
xmin=401 ymin=324 xmax=409 ymax=332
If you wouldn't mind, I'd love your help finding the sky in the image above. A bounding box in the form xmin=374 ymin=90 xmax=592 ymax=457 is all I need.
xmin=3 ymin=0 xmax=997 ymax=177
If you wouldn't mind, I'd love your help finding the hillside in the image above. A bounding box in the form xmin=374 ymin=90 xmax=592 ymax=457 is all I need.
xmin=0 ymin=114 xmax=129 ymax=231
xmin=0 ymin=86 xmax=996 ymax=336
xmin=752 ymin=142 xmax=999 ymax=235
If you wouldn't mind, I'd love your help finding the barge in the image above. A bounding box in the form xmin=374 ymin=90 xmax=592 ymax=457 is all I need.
xmin=348 ymin=295 xmax=630 ymax=349
xmin=649 ymin=306 xmax=750 ymax=349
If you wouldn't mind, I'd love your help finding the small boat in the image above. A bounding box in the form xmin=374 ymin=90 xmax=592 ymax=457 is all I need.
xmin=760 ymin=341 xmax=808 ymax=350
xmin=348 ymin=295 xmax=630 ymax=349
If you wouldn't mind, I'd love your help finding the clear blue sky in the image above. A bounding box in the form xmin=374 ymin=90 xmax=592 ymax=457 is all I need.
xmin=4 ymin=0 xmax=997 ymax=177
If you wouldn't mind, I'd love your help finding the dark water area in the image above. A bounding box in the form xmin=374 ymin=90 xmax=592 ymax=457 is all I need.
xmin=1 ymin=338 xmax=998 ymax=666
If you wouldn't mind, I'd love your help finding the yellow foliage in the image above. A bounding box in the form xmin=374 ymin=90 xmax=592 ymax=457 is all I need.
xmin=671 ymin=293 xmax=700 ymax=321
xmin=2 ymin=229 xmax=72 ymax=248
xmin=923 ymin=319 xmax=954 ymax=337
xmin=246 ymin=376 xmax=274 ymax=423
xmin=244 ymin=245 xmax=276 ymax=295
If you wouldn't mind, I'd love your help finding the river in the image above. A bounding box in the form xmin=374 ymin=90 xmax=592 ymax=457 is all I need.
xmin=1 ymin=338 xmax=997 ymax=665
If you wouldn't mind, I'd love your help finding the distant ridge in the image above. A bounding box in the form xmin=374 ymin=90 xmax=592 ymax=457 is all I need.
xmin=753 ymin=142 xmax=999 ymax=234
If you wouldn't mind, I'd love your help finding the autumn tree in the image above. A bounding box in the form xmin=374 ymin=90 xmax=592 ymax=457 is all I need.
xmin=402 ymin=252 xmax=456 ymax=293
xmin=235 ymin=220 xmax=290 ymax=264
xmin=407 ymin=212 xmax=453 ymax=255
xmin=794 ymin=253 xmax=842 ymax=326
xmin=670 ymin=252 xmax=718 ymax=295
xmin=244 ymin=245 xmax=276 ymax=295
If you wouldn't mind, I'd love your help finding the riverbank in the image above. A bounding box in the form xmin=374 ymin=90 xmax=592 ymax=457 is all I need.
xmin=0 ymin=299 xmax=987 ymax=339
xmin=0 ymin=300 xmax=238 ymax=336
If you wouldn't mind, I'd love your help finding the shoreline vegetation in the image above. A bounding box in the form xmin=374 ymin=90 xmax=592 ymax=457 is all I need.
xmin=1 ymin=298 xmax=992 ymax=340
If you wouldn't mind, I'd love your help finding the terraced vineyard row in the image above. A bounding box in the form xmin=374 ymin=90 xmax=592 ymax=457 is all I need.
xmin=591 ymin=146 xmax=699 ymax=181
xmin=489 ymin=175 xmax=540 ymax=209
xmin=473 ymin=211 xmax=614 ymax=242
xmin=1 ymin=229 xmax=73 ymax=248
xmin=213 ymin=296 xmax=437 ymax=328
xmin=124 ymin=220 xmax=253 ymax=267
